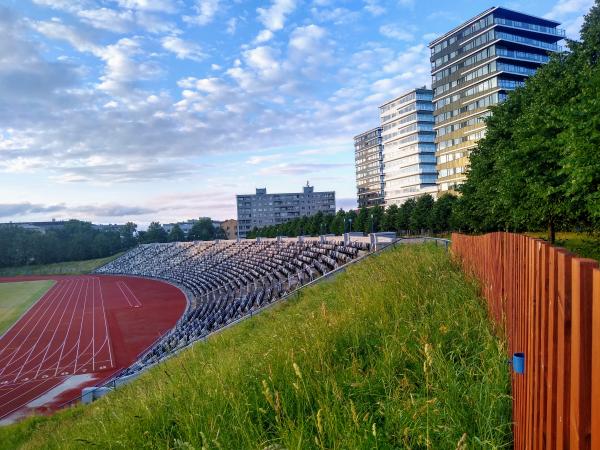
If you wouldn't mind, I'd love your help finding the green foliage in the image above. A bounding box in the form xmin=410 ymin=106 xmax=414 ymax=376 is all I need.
xmin=143 ymin=222 xmax=168 ymax=243
xmin=458 ymin=3 xmax=600 ymax=240
xmin=430 ymin=194 xmax=458 ymax=233
xmin=0 ymin=245 xmax=511 ymax=449
xmin=410 ymin=194 xmax=435 ymax=233
xmin=0 ymin=253 xmax=123 ymax=277
xmin=168 ymin=224 xmax=185 ymax=242
xmin=0 ymin=221 xmax=134 ymax=268
xmin=248 ymin=195 xmax=461 ymax=239
xmin=187 ymin=218 xmax=216 ymax=241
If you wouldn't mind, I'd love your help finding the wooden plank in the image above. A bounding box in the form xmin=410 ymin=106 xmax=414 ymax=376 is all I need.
xmin=555 ymin=250 xmax=572 ymax=449
xmin=591 ymin=269 xmax=600 ymax=450
xmin=538 ymin=243 xmax=549 ymax=450
xmin=569 ymin=258 xmax=597 ymax=449
xmin=546 ymin=247 xmax=559 ymax=449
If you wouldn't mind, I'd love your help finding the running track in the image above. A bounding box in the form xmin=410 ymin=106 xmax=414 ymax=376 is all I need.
xmin=0 ymin=275 xmax=186 ymax=422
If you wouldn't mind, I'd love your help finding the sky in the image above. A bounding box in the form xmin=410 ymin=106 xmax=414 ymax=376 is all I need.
xmin=0 ymin=0 xmax=594 ymax=226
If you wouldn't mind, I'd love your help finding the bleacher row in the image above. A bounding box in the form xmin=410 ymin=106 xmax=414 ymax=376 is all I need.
xmin=95 ymin=238 xmax=370 ymax=376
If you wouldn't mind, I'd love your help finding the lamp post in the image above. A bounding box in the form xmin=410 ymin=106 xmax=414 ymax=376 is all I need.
xmin=370 ymin=213 xmax=374 ymax=234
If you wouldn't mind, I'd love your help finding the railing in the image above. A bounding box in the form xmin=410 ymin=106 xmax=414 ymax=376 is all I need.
xmin=451 ymin=232 xmax=600 ymax=449
xmin=494 ymin=17 xmax=566 ymax=37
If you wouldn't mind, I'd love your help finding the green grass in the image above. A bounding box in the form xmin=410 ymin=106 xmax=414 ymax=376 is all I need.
xmin=0 ymin=280 xmax=54 ymax=335
xmin=0 ymin=253 xmax=124 ymax=278
xmin=0 ymin=245 xmax=512 ymax=449
xmin=526 ymin=231 xmax=600 ymax=262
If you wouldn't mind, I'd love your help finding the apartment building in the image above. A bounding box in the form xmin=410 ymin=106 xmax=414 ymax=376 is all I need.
xmin=236 ymin=184 xmax=336 ymax=238
xmin=430 ymin=7 xmax=564 ymax=191
xmin=379 ymin=87 xmax=437 ymax=206
xmin=354 ymin=127 xmax=384 ymax=208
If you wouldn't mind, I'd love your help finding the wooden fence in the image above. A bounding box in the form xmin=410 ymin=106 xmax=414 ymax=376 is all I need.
xmin=451 ymin=232 xmax=600 ymax=449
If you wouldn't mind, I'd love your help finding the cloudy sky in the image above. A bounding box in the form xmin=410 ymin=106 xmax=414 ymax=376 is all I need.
xmin=0 ymin=0 xmax=593 ymax=226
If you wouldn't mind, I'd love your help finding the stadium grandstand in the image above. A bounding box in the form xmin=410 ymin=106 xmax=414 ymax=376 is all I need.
xmin=95 ymin=237 xmax=371 ymax=379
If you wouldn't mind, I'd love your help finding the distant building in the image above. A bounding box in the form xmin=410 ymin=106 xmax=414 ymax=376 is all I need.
xmin=163 ymin=218 xmax=223 ymax=236
xmin=430 ymin=7 xmax=564 ymax=192
xmin=380 ymin=87 xmax=437 ymax=206
xmin=354 ymin=127 xmax=384 ymax=208
xmin=220 ymin=219 xmax=238 ymax=240
xmin=163 ymin=220 xmax=197 ymax=235
xmin=236 ymin=183 xmax=336 ymax=238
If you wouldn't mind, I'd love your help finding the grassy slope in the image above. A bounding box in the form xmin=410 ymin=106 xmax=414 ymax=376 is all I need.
xmin=526 ymin=231 xmax=600 ymax=262
xmin=0 ymin=245 xmax=512 ymax=449
xmin=0 ymin=253 xmax=124 ymax=278
xmin=0 ymin=280 xmax=54 ymax=335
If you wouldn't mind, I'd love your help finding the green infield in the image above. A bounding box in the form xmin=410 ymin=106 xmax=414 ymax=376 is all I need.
xmin=0 ymin=280 xmax=55 ymax=335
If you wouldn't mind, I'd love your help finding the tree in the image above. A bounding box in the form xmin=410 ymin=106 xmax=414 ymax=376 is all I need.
xmin=144 ymin=222 xmax=168 ymax=243
xmin=410 ymin=194 xmax=435 ymax=233
xmin=187 ymin=218 xmax=216 ymax=241
xmin=168 ymin=224 xmax=185 ymax=242
xmin=397 ymin=198 xmax=416 ymax=233
xmin=383 ymin=204 xmax=399 ymax=232
xmin=122 ymin=222 xmax=138 ymax=248
xmin=429 ymin=193 xmax=458 ymax=233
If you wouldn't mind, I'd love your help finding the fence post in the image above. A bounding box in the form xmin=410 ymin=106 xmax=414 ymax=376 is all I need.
xmin=569 ymin=258 xmax=598 ymax=450
xmin=555 ymin=250 xmax=573 ymax=449
xmin=591 ymin=269 xmax=600 ymax=450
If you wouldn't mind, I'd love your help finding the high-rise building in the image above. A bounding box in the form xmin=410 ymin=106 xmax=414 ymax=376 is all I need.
xmin=380 ymin=87 xmax=437 ymax=206
xmin=430 ymin=7 xmax=564 ymax=192
xmin=236 ymin=184 xmax=336 ymax=238
xmin=354 ymin=127 xmax=384 ymax=208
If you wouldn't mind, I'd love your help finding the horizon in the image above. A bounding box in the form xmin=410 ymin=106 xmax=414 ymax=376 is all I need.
xmin=0 ymin=0 xmax=592 ymax=227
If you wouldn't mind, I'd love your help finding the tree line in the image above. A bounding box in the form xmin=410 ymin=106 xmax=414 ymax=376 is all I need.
xmin=139 ymin=218 xmax=226 ymax=243
xmin=0 ymin=220 xmax=136 ymax=268
xmin=0 ymin=217 xmax=225 ymax=268
xmin=246 ymin=193 xmax=457 ymax=238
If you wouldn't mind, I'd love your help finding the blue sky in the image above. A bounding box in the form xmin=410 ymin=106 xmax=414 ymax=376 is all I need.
xmin=0 ymin=0 xmax=593 ymax=226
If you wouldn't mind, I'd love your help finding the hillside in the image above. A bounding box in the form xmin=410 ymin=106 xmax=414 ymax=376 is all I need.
xmin=0 ymin=244 xmax=512 ymax=449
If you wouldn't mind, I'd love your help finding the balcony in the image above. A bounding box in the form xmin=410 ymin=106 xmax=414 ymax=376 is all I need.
xmin=496 ymin=31 xmax=562 ymax=52
xmin=494 ymin=17 xmax=565 ymax=38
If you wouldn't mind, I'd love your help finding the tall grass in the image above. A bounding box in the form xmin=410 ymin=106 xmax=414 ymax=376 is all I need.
xmin=0 ymin=245 xmax=512 ymax=449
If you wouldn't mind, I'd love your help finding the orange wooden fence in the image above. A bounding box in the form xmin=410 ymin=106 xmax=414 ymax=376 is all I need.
xmin=451 ymin=232 xmax=600 ymax=449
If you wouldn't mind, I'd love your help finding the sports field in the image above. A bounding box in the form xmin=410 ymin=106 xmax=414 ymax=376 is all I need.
xmin=0 ymin=275 xmax=186 ymax=423
xmin=0 ymin=281 xmax=54 ymax=336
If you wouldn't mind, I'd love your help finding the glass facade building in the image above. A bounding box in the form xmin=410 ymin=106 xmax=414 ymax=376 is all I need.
xmin=379 ymin=87 xmax=437 ymax=206
xmin=236 ymin=184 xmax=336 ymax=238
xmin=429 ymin=7 xmax=564 ymax=191
xmin=354 ymin=127 xmax=384 ymax=208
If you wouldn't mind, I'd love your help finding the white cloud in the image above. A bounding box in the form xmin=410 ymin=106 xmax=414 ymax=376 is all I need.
xmin=161 ymin=36 xmax=207 ymax=61
xmin=30 ymin=19 xmax=100 ymax=54
xmin=226 ymin=17 xmax=237 ymax=34
xmin=545 ymin=0 xmax=594 ymax=38
xmin=31 ymin=0 xmax=90 ymax=13
xmin=310 ymin=7 xmax=360 ymax=25
xmin=257 ymin=0 xmax=297 ymax=31
xmin=117 ymin=0 xmax=178 ymax=13
xmin=246 ymin=154 xmax=282 ymax=164
xmin=379 ymin=24 xmax=415 ymax=41
xmin=255 ymin=29 xmax=274 ymax=43
xmin=364 ymin=0 xmax=385 ymax=16
xmin=184 ymin=0 xmax=221 ymax=26
xmin=77 ymin=8 xmax=135 ymax=33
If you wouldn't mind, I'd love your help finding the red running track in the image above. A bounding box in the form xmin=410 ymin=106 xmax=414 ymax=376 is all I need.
xmin=0 ymin=275 xmax=186 ymax=423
